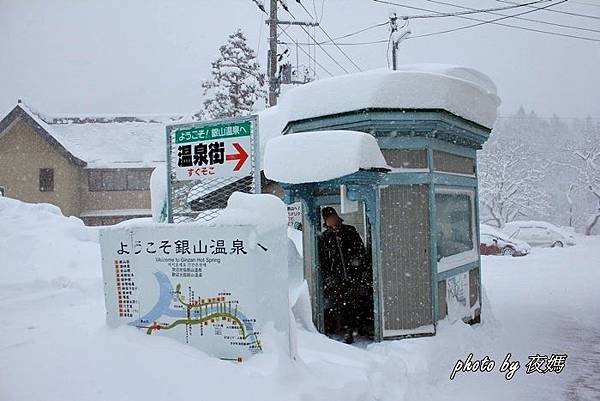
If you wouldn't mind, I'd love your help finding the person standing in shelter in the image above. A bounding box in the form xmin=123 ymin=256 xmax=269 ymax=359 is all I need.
xmin=318 ymin=206 xmax=372 ymax=344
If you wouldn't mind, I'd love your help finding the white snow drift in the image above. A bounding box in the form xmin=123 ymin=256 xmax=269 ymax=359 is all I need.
xmin=2 ymin=197 xmax=598 ymax=401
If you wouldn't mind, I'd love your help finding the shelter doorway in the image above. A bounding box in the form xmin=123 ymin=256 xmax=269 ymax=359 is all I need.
xmin=318 ymin=202 xmax=374 ymax=341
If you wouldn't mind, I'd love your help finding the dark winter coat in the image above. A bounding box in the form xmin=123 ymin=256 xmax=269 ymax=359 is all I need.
xmin=318 ymin=223 xmax=369 ymax=301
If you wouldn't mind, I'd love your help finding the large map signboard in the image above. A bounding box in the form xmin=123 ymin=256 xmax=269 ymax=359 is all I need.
xmin=99 ymin=223 xmax=289 ymax=361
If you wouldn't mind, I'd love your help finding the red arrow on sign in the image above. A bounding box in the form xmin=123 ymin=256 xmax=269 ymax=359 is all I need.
xmin=226 ymin=142 xmax=249 ymax=172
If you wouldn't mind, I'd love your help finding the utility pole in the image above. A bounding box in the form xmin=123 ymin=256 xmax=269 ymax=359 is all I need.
xmin=390 ymin=13 xmax=398 ymax=71
xmin=265 ymin=0 xmax=319 ymax=106
xmin=389 ymin=13 xmax=410 ymax=71
xmin=268 ymin=0 xmax=278 ymax=106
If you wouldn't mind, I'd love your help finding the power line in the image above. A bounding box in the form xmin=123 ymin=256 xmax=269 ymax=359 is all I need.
xmin=276 ymin=25 xmax=334 ymax=76
xmin=249 ymin=0 xmax=334 ymax=100
xmin=298 ymin=24 xmax=350 ymax=73
xmin=374 ymin=0 xmax=600 ymax=43
xmin=317 ymin=27 xmax=363 ymax=70
xmin=427 ymin=0 xmax=600 ymax=34
xmin=256 ymin=10 xmax=265 ymax=55
xmin=296 ymin=0 xmax=362 ymax=71
xmin=287 ymin=0 xmax=600 ymax=45
xmin=319 ymin=0 xmax=325 ymax=23
xmin=279 ymin=21 xmax=388 ymax=45
xmin=281 ymin=5 xmax=352 ymax=73
xmin=281 ymin=25 xmax=334 ymax=77
xmin=374 ymin=0 xmax=550 ymax=20
xmin=279 ymin=39 xmax=389 ymax=46
xmin=412 ymin=1 xmax=600 ymax=42
xmin=318 ymin=21 xmax=389 ymax=43
xmin=497 ymin=0 xmax=600 ymax=20
xmin=283 ymin=33 xmax=334 ymax=76
xmin=297 ymin=0 xmax=316 ymax=19
xmin=250 ymin=0 xmax=266 ymax=12
xmin=571 ymin=0 xmax=600 ymax=8
xmin=280 ymin=30 xmax=321 ymax=77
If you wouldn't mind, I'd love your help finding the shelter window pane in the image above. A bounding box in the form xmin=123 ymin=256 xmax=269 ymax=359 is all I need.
xmin=381 ymin=149 xmax=428 ymax=169
xmin=435 ymin=192 xmax=474 ymax=259
xmin=433 ymin=151 xmax=475 ymax=175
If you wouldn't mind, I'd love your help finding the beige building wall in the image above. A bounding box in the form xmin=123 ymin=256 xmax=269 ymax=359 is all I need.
xmin=0 ymin=118 xmax=82 ymax=216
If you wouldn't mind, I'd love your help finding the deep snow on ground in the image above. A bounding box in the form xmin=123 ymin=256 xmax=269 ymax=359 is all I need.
xmin=1 ymin=197 xmax=598 ymax=401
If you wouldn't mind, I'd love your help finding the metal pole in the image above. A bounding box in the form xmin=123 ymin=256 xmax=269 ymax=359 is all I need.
xmin=295 ymin=39 xmax=299 ymax=81
xmin=390 ymin=13 xmax=398 ymax=71
xmin=268 ymin=0 xmax=278 ymax=106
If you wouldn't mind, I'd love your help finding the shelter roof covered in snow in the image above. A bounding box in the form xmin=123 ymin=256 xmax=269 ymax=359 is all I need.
xmin=267 ymin=64 xmax=501 ymax=131
xmin=263 ymin=130 xmax=388 ymax=184
xmin=4 ymin=102 xmax=189 ymax=169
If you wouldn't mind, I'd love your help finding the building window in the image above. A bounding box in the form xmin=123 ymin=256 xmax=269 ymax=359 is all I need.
xmin=435 ymin=190 xmax=477 ymax=272
xmin=39 ymin=168 xmax=54 ymax=192
xmin=126 ymin=170 xmax=150 ymax=191
xmin=88 ymin=169 xmax=151 ymax=192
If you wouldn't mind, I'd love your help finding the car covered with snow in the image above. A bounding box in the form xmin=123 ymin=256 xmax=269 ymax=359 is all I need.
xmin=480 ymin=224 xmax=531 ymax=257
xmin=503 ymin=221 xmax=576 ymax=248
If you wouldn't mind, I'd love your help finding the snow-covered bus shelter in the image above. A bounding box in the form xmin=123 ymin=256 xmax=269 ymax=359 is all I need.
xmin=264 ymin=65 xmax=501 ymax=342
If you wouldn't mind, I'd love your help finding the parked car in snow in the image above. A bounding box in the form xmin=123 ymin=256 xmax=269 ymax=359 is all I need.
xmin=503 ymin=221 xmax=576 ymax=248
xmin=480 ymin=224 xmax=531 ymax=257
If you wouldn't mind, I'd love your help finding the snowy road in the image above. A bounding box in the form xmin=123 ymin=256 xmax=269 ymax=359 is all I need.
xmin=477 ymin=237 xmax=600 ymax=401
xmin=563 ymin=323 xmax=600 ymax=400
xmin=1 ymin=198 xmax=599 ymax=401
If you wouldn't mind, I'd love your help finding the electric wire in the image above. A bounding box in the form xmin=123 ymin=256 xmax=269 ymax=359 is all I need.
xmin=427 ymin=0 xmax=600 ymax=34
xmin=373 ymin=0 xmax=600 ymax=42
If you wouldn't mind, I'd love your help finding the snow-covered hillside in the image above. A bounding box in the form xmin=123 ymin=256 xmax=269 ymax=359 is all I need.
xmin=1 ymin=198 xmax=598 ymax=401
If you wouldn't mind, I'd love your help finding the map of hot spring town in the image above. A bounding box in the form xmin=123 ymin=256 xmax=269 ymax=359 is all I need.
xmin=99 ymin=224 xmax=289 ymax=361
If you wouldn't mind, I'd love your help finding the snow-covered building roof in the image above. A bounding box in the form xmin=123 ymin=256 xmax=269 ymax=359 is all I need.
xmin=47 ymin=121 xmax=167 ymax=169
xmin=263 ymin=130 xmax=389 ymax=184
xmin=1 ymin=102 xmax=190 ymax=169
xmin=266 ymin=64 xmax=501 ymax=131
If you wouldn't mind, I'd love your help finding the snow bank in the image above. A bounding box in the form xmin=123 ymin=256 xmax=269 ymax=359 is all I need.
xmin=210 ymin=191 xmax=288 ymax=229
xmin=150 ymin=163 xmax=168 ymax=223
xmin=0 ymin=197 xmax=99 ymax=289
xmin=2 ymin=193 xmax=600 ymax=400
xmin=263 ymin=130 xmax=388 ymax=184
xmin=275 ymin=64 xmax=501 ymax=130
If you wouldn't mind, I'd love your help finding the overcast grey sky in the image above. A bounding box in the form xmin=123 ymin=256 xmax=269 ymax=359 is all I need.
xmin=1 ymin=0 xmax=599 ymax=119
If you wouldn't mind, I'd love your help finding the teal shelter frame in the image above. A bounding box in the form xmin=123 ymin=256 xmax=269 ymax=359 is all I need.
xmin=281 ymin=108 xmax=490 ymax=342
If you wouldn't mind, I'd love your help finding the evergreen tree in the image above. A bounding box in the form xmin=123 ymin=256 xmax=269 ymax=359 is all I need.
xmin=200 ymin=29 xmax=266 ymax=120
